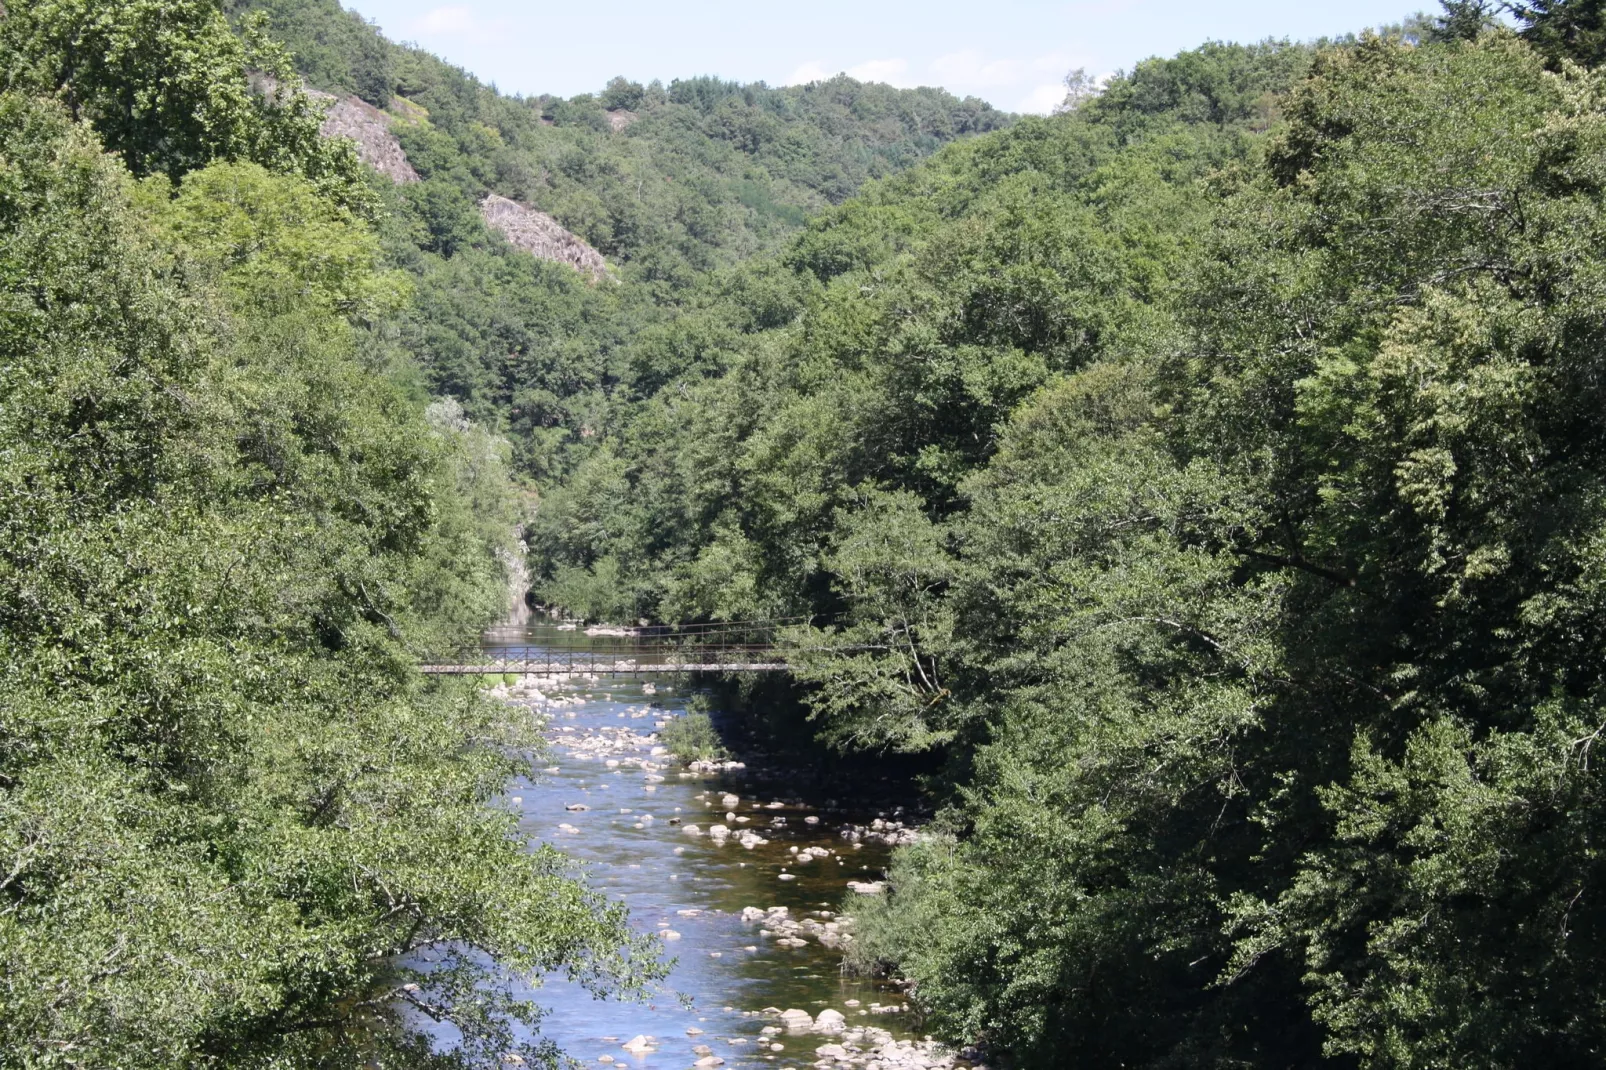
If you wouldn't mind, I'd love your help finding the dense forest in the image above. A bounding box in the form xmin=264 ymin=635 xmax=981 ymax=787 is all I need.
xmin=8 ymin=0 xmax=1606 ymax=1066
xmin=523 ymin=2 xmax=1606 ymax=1067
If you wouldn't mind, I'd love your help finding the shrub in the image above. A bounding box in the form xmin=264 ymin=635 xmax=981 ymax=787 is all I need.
xmin=658 ymin=711 xmax=729 ymax=762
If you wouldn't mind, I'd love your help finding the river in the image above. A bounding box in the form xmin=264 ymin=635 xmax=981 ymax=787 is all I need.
xmin=450 ymin=624 xmax=961 ymax=1069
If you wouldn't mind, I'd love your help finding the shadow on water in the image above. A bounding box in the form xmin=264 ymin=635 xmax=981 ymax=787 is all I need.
xmin=690 ymin=673 xmax=944 ymax=820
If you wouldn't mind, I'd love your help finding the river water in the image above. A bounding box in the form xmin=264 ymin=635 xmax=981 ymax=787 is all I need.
xmin=466 ymin=625 xmax=944 ymax=1069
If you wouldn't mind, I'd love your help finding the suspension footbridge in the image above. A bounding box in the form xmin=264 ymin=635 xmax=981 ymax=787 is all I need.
xmin=420 ymin=618 xmax=805 ymax=676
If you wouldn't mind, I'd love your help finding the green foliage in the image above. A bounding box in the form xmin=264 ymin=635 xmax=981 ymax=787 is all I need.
xmin=785 ymin=489 xmax=959 ymax=751
xmin=0 ymin=88 xmax=656 ymax=1068
xmin=526 ymin=38 xmax=1279 ymax=627
xmin=827 ymin=31 xmax=1606 ymax=1069
xmin=657 ymin=711 xmax=730 ymax=763
xmin=403 ymin=176 xmax=491 ymax=256
xmin=145 ymin=159 xmax=408 ymax=317
xmin=600 ymin=76 xmax=647 ymax=112
xmin=1432 ymin=0 xmax=1501 ymax=42
xmin=30 ymin=0 xmax=1606 ymax=1064
xmin=0 ymin=0 xmax=369 ymax=207
xmin=1513 ymin=0 xmax=1606 ymax=65
xmin=227 ymin=0 xmax=393 ymax=105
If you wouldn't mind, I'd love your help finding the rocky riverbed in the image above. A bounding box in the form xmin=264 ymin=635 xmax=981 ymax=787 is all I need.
xmin=450 ymin=647 xmax=982 ymax=1070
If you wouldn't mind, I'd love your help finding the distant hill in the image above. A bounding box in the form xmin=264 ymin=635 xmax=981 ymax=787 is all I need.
xmin=229 ymin=0 xmax=1012 ymax=283
xmin=224 ymin=1 xmax=1012 ymax=474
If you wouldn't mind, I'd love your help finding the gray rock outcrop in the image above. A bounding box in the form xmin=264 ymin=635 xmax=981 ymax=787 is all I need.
xmin=479 ymin=194 xmax=608 ymax=280
xmin=309 ymin=90 xmax=420 ymax=184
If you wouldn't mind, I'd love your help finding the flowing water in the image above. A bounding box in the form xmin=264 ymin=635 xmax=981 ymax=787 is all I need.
xmin=461 ymin=625 xmax=941 ymax=1069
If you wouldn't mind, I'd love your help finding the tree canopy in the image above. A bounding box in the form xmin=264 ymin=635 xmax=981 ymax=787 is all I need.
xmin=0 ymin=4 xmax=658 ymax=1065
xmin=522 ymin=14 xmax=1606 ymax=1068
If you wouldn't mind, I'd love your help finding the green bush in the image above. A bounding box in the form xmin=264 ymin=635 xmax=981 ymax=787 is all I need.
xmin=658 ymin=711 xmax=729 ymax=762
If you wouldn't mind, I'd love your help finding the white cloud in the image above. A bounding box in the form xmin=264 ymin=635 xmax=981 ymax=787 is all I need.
xmin=846 ymin=58 xmax=910 ymax=86
xmin=787 ymin=61 xmax=832 ymax=85
xmin=932 ymin=49 xmax=1066 ymax=88
xmin=786 ymin=57 xmax=911 ymax=88
xmin=1019 ymin=82 xmax=1069 ymax=115
xmin=787 ymin=49 xmax=1097 ymax=109
xmin=413 ymin=6 xmax=478 ymax=35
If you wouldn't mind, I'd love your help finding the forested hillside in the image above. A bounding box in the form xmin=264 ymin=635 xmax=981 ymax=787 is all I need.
xmin=528 ymin=3 xmax=1606 ymax=1067
xmin=229 ymin=0 xmax=1009 ymax=477
xmin=0 ymin=1 xmax=1010 ymax=1064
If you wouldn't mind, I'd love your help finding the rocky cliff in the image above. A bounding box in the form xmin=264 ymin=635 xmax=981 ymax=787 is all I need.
xmin=479 ymin=194 xmax=609 ymax=280
xmin=308 ymin=90 xmax=419 ymax=184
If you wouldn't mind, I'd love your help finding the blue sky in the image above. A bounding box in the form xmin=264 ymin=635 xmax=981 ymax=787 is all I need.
xmin=342 ymin=0 xmax=1431 ymax=114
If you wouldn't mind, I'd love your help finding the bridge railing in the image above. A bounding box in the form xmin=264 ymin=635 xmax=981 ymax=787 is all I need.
xmin=420 ymin=638 xmax=792 ymax=675
xmin=423 ymin=617 xmax=889 ymax=675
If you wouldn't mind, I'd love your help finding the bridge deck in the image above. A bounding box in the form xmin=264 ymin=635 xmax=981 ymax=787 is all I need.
xmin=421 ymin=662 xmax=787 ymax=675
xmin=421 ymin=634 xmax=794 ymax=676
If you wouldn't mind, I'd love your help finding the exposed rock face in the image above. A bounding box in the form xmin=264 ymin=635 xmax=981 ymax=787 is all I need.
xmin=309 ymin=90 xmax=419 ymax=184
xmin=607 ymin=109 xmax=638 ymax=132
xmin=275 ymin=80 xmax=606 ymax=280
xmin=479 ymin=194 xmax=608 ymax=280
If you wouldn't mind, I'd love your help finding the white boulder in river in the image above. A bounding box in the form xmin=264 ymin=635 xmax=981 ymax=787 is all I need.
xmin=813 ymin=1008 xmax=846 ymax=1034
xmin=779 ymin=1008 xmax=813 ymax=1033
